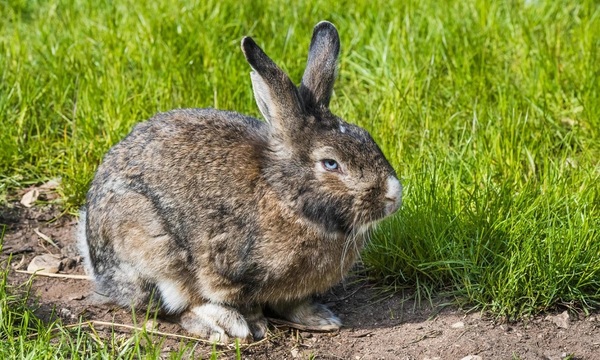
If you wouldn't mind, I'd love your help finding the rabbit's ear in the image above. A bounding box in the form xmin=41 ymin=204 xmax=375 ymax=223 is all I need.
xmin=241 ymin=37 xmax=304 ymax=132
xmin=299 ymin=21 xmax=340 ymax=111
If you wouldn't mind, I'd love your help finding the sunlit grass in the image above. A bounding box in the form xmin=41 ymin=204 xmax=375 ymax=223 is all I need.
xmin=358 ymin=0 xmax=600 ymax=317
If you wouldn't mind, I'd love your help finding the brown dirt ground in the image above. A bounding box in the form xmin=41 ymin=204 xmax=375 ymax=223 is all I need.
xmin=1 ymin=199 xmax=599 ymax=360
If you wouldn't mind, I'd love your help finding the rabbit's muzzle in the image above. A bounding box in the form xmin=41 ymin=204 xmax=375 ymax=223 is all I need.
xmin=384 ymin=175 xmax=402 ymax=216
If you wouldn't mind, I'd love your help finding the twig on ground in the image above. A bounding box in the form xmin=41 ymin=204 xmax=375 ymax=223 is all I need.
xmin=14 ymin=269 xmax=91 ymax=280
xmin=33 ymin=228 xmax=60 ymax=250
xmin=71 ymin=320 xmax=215 ymax=344
xmin=72 ymin=320 xmax=270 ymax=351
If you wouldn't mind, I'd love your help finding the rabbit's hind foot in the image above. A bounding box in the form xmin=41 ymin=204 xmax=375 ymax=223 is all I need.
xmin=271 ymin=300 xmax=342 ymax=331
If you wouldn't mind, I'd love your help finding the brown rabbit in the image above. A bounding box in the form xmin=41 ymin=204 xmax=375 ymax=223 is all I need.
xmin=78 ymin=21 xmax=402 ymax=343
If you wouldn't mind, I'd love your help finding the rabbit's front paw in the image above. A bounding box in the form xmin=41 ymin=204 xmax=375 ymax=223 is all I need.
xmin=180 ymin=303 xmax=252 ymax=344
xmin=274 ymin=301 xmax=342 ymax=330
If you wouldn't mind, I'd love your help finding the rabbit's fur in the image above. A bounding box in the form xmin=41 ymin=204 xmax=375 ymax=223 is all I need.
xmin=78 ymin=21 xmax=402 ymax=343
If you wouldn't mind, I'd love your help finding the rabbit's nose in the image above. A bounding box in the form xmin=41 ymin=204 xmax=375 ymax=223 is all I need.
xmin=384 ymin=176 xmax=402 ymax=215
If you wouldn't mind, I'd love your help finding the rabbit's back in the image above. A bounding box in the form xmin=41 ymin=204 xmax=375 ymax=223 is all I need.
xmin=100 ymin=108 xmax=267 ymax=181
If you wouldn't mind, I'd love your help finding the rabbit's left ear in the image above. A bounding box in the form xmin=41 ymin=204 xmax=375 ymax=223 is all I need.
xmin=241 ymin=36 xmax=305 ymax=134
xmin=299 ymin=21 xmax=340 ymax=111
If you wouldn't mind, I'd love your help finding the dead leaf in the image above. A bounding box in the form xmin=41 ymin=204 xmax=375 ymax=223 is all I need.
xmin=27 ymin=254 xmax=62 ymax=274
xmin=546 ymin=311 xmax=570 ymax=329
xmin=20 ymin=189 xmax=40 ymax=207
xmin=40 ymin=178 xmax=61 ymax=190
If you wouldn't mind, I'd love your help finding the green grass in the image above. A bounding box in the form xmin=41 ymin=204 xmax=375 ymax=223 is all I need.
xmin=1 ymin=0 xmax=599 ymax=355
xmin=357 ymin=0 xmax=600 ymax=317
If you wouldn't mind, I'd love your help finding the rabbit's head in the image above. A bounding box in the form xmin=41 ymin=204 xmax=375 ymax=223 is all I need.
xmin=241 ymin=22 xmax=402 ymax=235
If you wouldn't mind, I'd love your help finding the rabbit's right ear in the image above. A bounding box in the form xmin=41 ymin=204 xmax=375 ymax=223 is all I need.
xmin=299 ymin=21 xmax=340 ymax=111
xmin=241 ymin=37 xmax=305 ymax=135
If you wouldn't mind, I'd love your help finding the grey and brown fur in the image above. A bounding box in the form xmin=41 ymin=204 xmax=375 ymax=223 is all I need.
xmin=78 ymin=21 xmax=402 ymax=343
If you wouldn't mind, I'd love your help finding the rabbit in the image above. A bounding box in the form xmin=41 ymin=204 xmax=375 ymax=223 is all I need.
xmin=77 ymin=21 xmax=402 ymax=343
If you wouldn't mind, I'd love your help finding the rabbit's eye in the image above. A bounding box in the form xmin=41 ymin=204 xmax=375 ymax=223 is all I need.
xmin=322 ymin=159 xmax=340 ymax=172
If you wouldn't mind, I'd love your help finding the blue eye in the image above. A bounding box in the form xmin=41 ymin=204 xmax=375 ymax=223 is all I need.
xmin=322 ymin=159 xmax=339 ymax=171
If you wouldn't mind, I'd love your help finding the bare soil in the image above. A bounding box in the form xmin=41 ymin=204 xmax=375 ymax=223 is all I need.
xmin=1 ymin=199 xmax=599 ymax=360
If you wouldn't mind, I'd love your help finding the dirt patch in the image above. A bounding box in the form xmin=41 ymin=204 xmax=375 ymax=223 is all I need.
xmin=1 ymin=201 xmax=599 ymax=359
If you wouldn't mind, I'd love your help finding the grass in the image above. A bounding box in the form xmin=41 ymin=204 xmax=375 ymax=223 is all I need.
xmin=357 ymin=0 xmax=600 ymax=317
xmin=0 ymin=0 xmax=599 ymax=356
